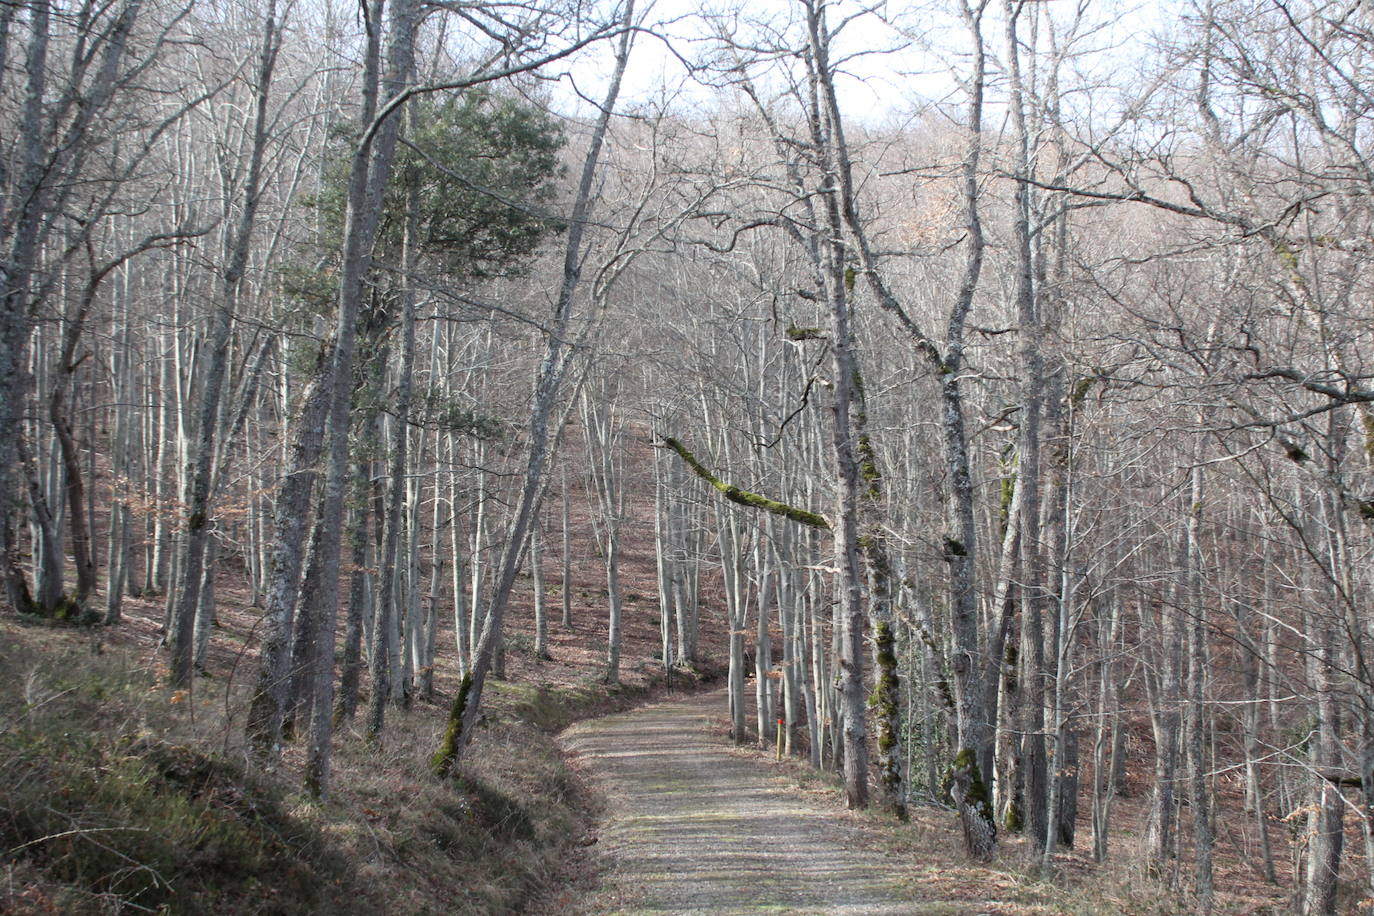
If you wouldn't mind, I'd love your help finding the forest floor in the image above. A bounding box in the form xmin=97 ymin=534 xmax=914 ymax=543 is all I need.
xmin=0 ymin=437 xmax=736 ymax=915
xmin=545 ymin=688 xmax=1284 ymax=916
xmin=2 ymin=436 xmax=1293 ymax=915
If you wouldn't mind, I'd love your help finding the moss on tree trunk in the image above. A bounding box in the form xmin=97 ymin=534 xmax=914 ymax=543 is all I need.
xmin=659 ymin=437 xmax=830 ymax=530
xmin=431 ymin=672 xmax=472 ymax=778
xmin=871 ymin=619 xmax=907 ymax=821
xmin=948 ymin=746 xmax=997 ymax=861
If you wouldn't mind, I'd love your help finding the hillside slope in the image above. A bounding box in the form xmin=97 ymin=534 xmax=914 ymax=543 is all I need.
xmin=1 ymin=456 xmax=725 ymax=915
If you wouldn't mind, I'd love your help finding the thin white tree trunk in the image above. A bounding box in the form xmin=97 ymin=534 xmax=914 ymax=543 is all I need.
xmin=171 ymin=0 xmax=281 ymax=685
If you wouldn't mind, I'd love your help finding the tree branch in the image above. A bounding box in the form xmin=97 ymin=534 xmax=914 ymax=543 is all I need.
xmin=657 ymin=436 xmax=830 ymax=530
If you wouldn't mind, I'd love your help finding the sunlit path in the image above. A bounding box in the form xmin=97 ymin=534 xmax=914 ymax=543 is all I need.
xmin=561 ymin=689 xmax=916 ymax=915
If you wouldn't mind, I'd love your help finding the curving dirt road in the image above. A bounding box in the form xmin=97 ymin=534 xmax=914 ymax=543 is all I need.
xmin=558 ymin=688 xmax=919 ymax=915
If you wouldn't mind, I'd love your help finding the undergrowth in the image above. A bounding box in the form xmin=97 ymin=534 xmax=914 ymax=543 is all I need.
xmin=0 ymin=628 xmax=350 ymax=914
xmin=1 ymin=617 xmax=715 ymax=915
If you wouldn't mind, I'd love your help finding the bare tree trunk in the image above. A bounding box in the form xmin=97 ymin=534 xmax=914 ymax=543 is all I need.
xmin=1091 ymin=591 xmax=1121 ymax=863
xmin=581 ymin=381 xmax=626 ymax=685
xmin=418 ymin=520 xmax=440 ymax=700
xmin=1300 ymin=476 xmax=1348 ymax=916
xmin=532 ymin=507 xmax=550 ymax=659
xmin=334 ymin=462 xmax=371 ymax=724
xmin=1362 ymin=713 xmax=1374 ymax=907
xmin=604 ymin=527 xmax=623 ymax=684
xmin=192 ymin=539 xmax=218 ymax=673
xmin=653 ymin=447 xmax=673 ymax=675
xmin=822 ymin=227 xmax=869 ymax=813
xmin=17 ymin=434 xmax=65 ymax=613
xmin=754 ymin=562 xmax=774 ymax=747
xmin=104 ymin=309 xmax=133 ymax=622
xmin=149 ymin=336 xmax=177 ymax=595
xmin=0 ymin=0 xmax=53 ymax=615
xmin=448 ymin=441 xmax=468 ymax=674
xmin=805 ymin=0 xmax=993 ymax=848
xmin=50 ymin=327 xmax=97 ymax=607
xmin=468 ymin=451 xmax=487 ymax=671
xmin=775 ymin=528 xmax=800 ymax=757
xmin=988 ymin=467 xmax=1022 ymax=824
xmin=797 ymin=0 xmax=870 ymax=811
xmin=1 ymin=0 xmax=151 ymax=617
xmin=560 ymin=463 xmax=573 ymax=629
xmin=48 ymin=271 xmax=107 ymax=612
xmin=244 ymin=274 xmax=332 ymax=754
xmin=944 ymin=2 xmax=994 ymax=858
xmin=104 ymin=266 xmax=137 ymax=624
xmin=402 ymin=471 xmax=422 ymax=704
xmin=999 ymin=0 xmax=1052 ymax=859
xmin=304 ymin=0 xmax=418 ymax=796
xmin=1147 ymin=525 xmax=1186 ymax=876
xmin=1303 ymin=614 xmax=1343 ymax=916
xmin=806 ymin=524 xmax=826 ymax=769
xmin=1184 ymin=470 xmax=1214 ymax=912
xmin=1236 ymin=595 xmax=1277 ymax=882
xmin=171 ymin=0 xmax=281 ymax=685
xmin=667 ymin=457 xmax=698 ymax=666
xmin=721 ymin=512 xmax=749 ymax=743
xmin=369 ymin=144 xmax=421 ymax=735
xmin=431 ymin=2 xmax=637 ymax=777
xmin=287 ymin=499 xmax=330 ymax=736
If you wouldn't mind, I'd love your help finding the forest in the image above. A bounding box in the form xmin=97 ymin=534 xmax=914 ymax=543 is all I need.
xmin=2 ymin=0 xmax=1373 ymax=913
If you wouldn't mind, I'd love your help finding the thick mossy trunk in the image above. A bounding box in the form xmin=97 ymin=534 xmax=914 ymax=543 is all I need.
xmin=19 ymin=593 xmax=94 ymax=624
xmin=872 ymin=619 xmax=907 ymax=821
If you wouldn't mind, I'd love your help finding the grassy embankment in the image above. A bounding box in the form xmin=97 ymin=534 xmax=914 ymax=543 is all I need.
xmin=0 ymin=614 xmax=715 ymax=915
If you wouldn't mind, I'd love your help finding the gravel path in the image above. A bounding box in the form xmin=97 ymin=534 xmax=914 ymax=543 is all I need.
xmin=558 ymin=688 xmax=921 ymax=915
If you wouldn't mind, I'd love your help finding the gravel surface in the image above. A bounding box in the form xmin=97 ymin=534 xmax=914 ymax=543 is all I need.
xmin=558 ymin=688 xmax=923 ymax=915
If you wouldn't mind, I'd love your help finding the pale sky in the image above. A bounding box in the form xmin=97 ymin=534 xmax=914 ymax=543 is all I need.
xmin=550 ymin=0 xmax=1173 ymax=127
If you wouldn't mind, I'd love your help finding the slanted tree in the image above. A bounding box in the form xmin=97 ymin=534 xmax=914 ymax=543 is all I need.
xmin=431 ymin=0 xmax=640 ymax=778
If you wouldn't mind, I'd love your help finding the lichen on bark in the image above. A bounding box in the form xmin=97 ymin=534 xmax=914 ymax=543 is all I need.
xmin=947 ymin=746 xmax=997 ymax=861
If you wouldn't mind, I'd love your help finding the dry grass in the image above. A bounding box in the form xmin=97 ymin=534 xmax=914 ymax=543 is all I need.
xmin=0 ymin=436 xmax=725 ymax=915
xmin=2 ymin=429 xmax=1316 ymax=914
xmin=0 ymin=599 xmax=718 ymax=916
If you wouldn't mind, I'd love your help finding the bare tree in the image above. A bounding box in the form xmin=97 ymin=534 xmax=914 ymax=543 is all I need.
xmin=431 ymin=0 xmax=639 ymax=777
